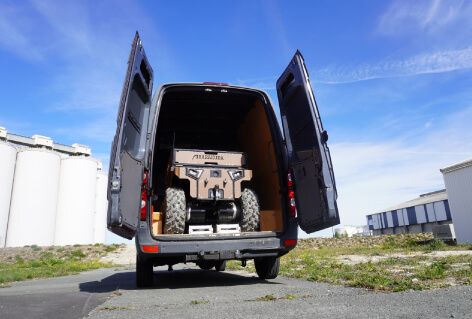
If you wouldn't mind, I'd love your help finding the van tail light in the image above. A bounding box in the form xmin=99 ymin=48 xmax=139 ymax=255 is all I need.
xmin=140 ymin=170 xmax=149 ymax=221
xmin=141 ymin=245 xmax=159 ymax=253
xmin=284 ymin=239 xmax=297 ymax=248
xmin=287 ymin=172 xmax=297 ymax=218
xmin=287 ymin=172 xmax=294 ymax=188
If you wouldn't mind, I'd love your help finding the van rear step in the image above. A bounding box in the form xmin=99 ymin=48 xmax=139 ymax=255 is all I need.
xmin=188 ymin=224 xmax=241 ymax=235
xmin=216 ymin=224 xmax=241 ymax=234
xmin=188 ymin=225 xmax=213 ymax=235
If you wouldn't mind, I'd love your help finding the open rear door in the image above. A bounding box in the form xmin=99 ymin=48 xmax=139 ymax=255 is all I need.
xmin=107 ymin=33 xmax=153 ymax=239
xmin=276 ymin=51 xmax=339 ymax=233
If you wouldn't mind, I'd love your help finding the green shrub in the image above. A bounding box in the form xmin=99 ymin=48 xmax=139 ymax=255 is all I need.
xmin=425 ymin=239 xmax=446 ymax=251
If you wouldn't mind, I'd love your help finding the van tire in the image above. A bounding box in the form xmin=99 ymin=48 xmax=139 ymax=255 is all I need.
xmin=240 ymin=188 xmax=260 ymax=232
xmin=215 ymin=260 xmax=226 ymax=272
xmin=136 ymin=255 xmax=154 ymax=288
xmin=255 ymin=257 xmax=280 ymax=280
xmin=197 ymin=261 xmax=214 ymax=270
xmin=164 ymin=188 xmax=186 ymax=234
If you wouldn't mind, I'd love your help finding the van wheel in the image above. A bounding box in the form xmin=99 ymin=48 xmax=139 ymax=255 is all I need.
xmin=136 ymin=255 xmax=154 ymax=288
xmin=255 ymin=257 xmax=280 ymax=280
xmin=215 ymin=260 xmax=226 ymax=272
xmin=197 ymin=261 xmax=214 ymax=270
xmin=164 ymin=188 xmax=186 ymax=234
xmin=240 ymin=188 xmax=260 ymax=232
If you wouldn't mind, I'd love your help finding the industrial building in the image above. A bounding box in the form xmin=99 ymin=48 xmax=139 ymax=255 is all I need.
xmin=334 ymin=226 xmax=369 ymax=237
xmin=441 ymin=159 xmax=472 ymax=244
xmin=366 ymin=189 xmax=452 ymax=236
xmin=0 ymin=127 xmax=108 ymax=248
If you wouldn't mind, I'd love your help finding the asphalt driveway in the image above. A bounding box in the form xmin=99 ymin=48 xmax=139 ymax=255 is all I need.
xmin=1 ymin=265 xmax=471 ymax=319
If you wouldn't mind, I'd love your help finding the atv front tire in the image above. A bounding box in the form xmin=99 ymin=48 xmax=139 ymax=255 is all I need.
xmin=164 ymin=188 xmax=186 ymax=234
xmin=240 ymin=188 xmax=260 ymax=232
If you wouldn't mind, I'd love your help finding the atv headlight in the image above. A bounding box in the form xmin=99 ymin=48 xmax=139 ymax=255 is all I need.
xmin=228 ymin=169 xmax=244 ymax=181
xmin=186 ymin=168 xmax=203 ymax=179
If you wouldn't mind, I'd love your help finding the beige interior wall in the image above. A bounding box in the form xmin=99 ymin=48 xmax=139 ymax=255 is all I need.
xmin=238 ymin=100 xmax=283 ymax=230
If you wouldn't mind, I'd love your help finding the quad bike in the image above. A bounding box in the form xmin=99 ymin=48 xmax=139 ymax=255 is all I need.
xmin=163 ymin=148 xmax=260 ymax=238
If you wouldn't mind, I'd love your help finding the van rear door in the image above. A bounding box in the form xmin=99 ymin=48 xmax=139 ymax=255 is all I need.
xmin=276 ymin=51 xmax=339 ymax=233
xmin=107 ymin=33 xmax=153 ymax=239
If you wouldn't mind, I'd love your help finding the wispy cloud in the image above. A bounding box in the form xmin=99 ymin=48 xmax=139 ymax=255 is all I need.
xmin=0 ymin=117 xmax=32 ymax=132
xmin=377 ymin=0 xmax=472 ymax=36
xmin=262 ymin=0 xmax=291 ymax=58
xmin=0 ymin=1 xmax=117 ymax=114
xmin=314 ymin=47 xmax=472 ymax=84
xmin=31 ymin=0 xmax=93 ymax=55
xmin=234 ymin=46 xmax=472 ymax=87
xmin=233 ymin=76 xmax=277 ymax=91
xmin=0 ymin=0 xmax=172 ymax=114
xmin=50 ymin=67 xmax=123 ymax=112
xmin=0 ymin=3 xmax=45 ymax=61
xmin=331 ymin=105 xmax=472 ymax=226
xmin=0 ymin=1 xmax=188 ymax=169
xmin=53 ymin=116 xmax=116 ymax=144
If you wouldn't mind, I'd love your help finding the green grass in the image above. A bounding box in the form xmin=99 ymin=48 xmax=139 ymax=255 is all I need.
xmin=104 ymin=244 xmax=121 ymax=253
xmin=252 ymin=294 xmax=277 ymax=301
xmin=258 ymin=293 xmax=306 ymax=301
xmin=0 ymin=245 xmax=118 ymax=286
xmin=98 ymin=305 xmax=133 ymax=311
xmin=190 ymin=299 xmax=209 ymax=305
xmin=229 ymin=234 xmax=472 ymax=292
xmin=30 ymin=245 xmax=41 ymax=252
xmin=69 ymin=249 xmax=86 ymax=258
xmin=245 ymin=293 xmax=311 ymax=302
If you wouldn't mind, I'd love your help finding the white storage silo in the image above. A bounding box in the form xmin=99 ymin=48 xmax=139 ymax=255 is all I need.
xmin=6 ymin=149 xmax=61 ymax=247
xmin=0 ymin=142 xmax=17 ymax=248
xmin=93 ymin=172 xmax=108 ymax=244
xmin=54 ymin=157 xmax=98 ymax=245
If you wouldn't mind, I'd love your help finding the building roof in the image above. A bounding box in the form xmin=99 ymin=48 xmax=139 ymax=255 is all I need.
xmin=370 ymin=189 xmax=447 ymax=215
xmin=0 ymin=127 xmax=91 ymax=156
xmin=440 ymin=158 xmax=472 ymax=174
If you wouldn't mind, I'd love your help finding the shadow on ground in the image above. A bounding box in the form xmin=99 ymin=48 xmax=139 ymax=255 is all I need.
xmin=79 ymin=268 xmax=278 ymax=293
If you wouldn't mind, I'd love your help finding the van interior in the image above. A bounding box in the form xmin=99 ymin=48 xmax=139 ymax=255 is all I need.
xmin=151 ymin=86 xmax=285 ymax=236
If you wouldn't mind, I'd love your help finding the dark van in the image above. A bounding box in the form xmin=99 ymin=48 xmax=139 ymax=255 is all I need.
xmin=108 ymin=33 xmax=339 ymax=287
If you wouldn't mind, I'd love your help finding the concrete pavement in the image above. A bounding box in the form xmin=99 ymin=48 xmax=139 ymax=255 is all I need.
xmin=1 ymin=265 xmax=471 ymax=319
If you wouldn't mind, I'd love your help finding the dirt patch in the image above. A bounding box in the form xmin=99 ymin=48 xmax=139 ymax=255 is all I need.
xmin=0 ymin=244 xmax=122 ymax=264
xmin=230 ymin=234 xmax=472 ymax=292
xmin=337 ymin=250 xmax=472 ymax=265
xmin=0 ymin=244 xmax=121 ymax=286
xmin=298 ymin=233 xmax=436 ymax=249
xmin=100 ymin=245 xmax=136 ymax=265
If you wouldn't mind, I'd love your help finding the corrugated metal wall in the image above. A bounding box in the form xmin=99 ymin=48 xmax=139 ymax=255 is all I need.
xmin=415 ymin=205 xmax=427 ymax=224
xmin=426 ymin=203 xmax=436 ymax=222
xmin=366 ymin=198 xmax=453 ymax=234
xmin=442 ymin=165 xmax=472 ymax=243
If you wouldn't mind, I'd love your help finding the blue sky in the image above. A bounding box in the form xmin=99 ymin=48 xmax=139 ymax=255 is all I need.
xmin=1 ymin=1 xmax=472 ymax=239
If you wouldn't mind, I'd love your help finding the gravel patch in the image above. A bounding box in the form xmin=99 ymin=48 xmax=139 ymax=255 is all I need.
xmin=337 ymin=250 xmax=472 ymax=265
xmin=100 ymin=245 xmax=136 ymax=266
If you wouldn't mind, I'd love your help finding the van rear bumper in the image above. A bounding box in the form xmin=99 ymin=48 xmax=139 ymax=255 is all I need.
xmin=135 ymin=227 xmax=293 ymax=261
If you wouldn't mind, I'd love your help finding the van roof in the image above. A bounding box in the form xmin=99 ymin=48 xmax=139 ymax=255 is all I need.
xmin=159 ymin=82 xmax=268 ymax=96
